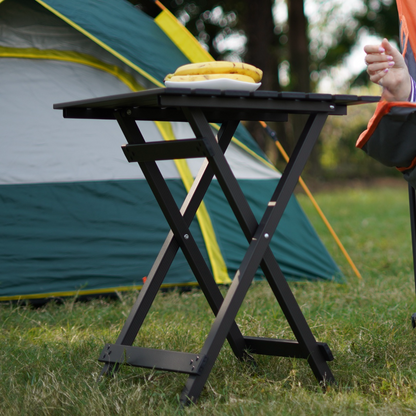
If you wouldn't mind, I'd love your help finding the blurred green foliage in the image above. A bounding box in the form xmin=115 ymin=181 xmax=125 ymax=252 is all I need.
xmin=317 ymin=98 xmax=401 ymax=181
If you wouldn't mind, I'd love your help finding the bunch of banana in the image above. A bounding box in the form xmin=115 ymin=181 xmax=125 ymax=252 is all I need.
xmin=164 ymin=61 xmax=263 ymax=84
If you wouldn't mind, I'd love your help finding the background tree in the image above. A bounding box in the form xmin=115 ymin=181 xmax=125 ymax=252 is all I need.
xmin=288 ymin=0 xmax=309 ymax=92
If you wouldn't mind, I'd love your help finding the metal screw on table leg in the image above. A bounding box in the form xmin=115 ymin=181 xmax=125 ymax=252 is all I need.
xmin=126 ymin=109 xmax=132 ymax=115
xmin=184 ymin=234 xmax=189 ymax=239
xmin=264 ymin=233 xmax=269 ymax=239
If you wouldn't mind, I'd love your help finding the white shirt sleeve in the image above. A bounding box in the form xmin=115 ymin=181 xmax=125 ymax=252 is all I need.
xmin=409 ymin=76 xmax=416 ymax=102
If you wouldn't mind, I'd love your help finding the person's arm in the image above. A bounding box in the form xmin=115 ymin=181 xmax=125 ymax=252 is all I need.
xmin=364 ymin=38 xmax=411 ymax=102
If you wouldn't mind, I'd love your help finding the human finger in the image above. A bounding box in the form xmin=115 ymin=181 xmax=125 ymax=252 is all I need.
xmin=364 ymin=53 xmax=393 ymax=65
xmin=367 ymin=72 xmax=387 ymax=86
xmin=381 ymin=38 xmax=406 ymax=67
xmin=368 ymin=68 xmax=388 ymax=86
xmin=366 ymin=61 xmax=395 ymax=75
xmin=363 ymin=44 xmax=385 ymax=54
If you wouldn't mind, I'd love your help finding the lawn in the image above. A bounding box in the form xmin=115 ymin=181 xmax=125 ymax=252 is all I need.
xmin=1 ymin=180 xmax=416 ymax=415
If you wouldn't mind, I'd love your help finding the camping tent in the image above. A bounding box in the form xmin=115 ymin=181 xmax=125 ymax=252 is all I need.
xmin=0 ymin=0 xmax=343 ymax=302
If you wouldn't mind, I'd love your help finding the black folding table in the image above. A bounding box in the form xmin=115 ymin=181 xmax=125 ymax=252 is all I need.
xmin=54 ymin=88 xmax=379 ymax=404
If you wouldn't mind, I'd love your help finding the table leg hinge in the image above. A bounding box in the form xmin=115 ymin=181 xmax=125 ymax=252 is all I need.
xmin=189 ymin=355 xmax=209 ymax=374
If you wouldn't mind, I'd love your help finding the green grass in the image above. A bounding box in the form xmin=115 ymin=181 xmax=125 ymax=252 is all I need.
xmin=2 ymin=180 xmax=416 ymax=415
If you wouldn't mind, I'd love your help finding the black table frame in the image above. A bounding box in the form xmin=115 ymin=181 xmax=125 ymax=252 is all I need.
xmin=55 ymin=88 xmax=379 ymax=404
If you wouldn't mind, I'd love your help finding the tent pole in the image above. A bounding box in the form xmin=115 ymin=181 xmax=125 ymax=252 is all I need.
xmin=260 ymin=121 xmax=362 ymax=280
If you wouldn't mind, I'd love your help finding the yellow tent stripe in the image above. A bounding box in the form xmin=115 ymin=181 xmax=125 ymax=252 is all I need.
xmin=0 ymin=282 xmax=199 ymax=302
xmin=34 ymin=0 xmax=164 ymax=88
xmin=153 ymin=5 xmax=277 ymax=172
xmin=154 ymin=2 xmax=355 ymax=281
xmin=0 ymin=46 xmax=145 ymax=92
xmin=154 ymin=8 xmax=213 ymax=63
xmin=153 ymin=7 xmax=276 ymax=280
xmin=154 ymin=121 xmax=231 ymax=285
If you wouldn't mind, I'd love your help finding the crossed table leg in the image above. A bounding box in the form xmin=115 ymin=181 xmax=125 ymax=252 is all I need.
xmin=99 ymin=106 xmax=335 ymax=404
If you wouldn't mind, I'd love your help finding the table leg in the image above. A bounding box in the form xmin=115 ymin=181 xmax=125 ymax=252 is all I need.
xmin=409 ymin=185 xmax=416 ymax=294
xmin=255 ymin=114 xmax=335 ymax=383
xmin=100 ymin=112 xmax=250 ymax=378
xmin=180 ymin=109 xmax=334 ymax=404
xmin=408 ymin=185 xmax=416 ymax=328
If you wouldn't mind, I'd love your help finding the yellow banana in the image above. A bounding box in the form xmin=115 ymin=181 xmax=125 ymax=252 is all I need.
xmin=172 ymin=61 xmax=263 ymax=83
xmin=165 ymin=73 xmax=255 ymax=83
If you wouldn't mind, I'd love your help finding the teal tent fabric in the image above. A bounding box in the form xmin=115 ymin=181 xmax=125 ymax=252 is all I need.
xmin=0 ymin=180 xmax=206 ymax=298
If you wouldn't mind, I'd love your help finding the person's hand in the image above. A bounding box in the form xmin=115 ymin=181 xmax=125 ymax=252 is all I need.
xmin=364 ymin=38 xmax=411 ymax=101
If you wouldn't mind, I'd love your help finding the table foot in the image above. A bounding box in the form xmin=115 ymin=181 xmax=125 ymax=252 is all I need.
xmin=97 ymin=362 xmax=120 ymax=382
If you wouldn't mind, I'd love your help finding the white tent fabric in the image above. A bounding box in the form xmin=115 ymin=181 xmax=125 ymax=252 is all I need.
xmin=0 ymin=58 xmax=281 ymax=185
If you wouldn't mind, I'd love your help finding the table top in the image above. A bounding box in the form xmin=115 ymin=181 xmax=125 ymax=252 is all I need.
xmin=54 ymin=87 xmax=380 ymax=123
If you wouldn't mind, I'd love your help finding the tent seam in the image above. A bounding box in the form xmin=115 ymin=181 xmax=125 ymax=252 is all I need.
xmin=34 ymin=0 xmax=164 ymax=88
xmin=0 ymin=46 xmax=144 ymax=92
